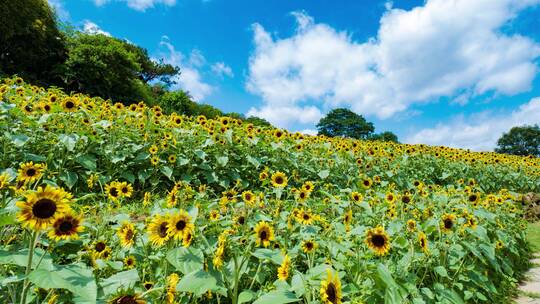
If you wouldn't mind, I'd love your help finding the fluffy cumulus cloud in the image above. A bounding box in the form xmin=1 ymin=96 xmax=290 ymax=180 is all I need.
xmin=47 ymin=0 xmax=70 ymax=20
xmin=211 ymin=62 xmax=234 ymax=78
xmin=406 ymin=97 xmax=540 ymax=151
xmin=82 ymin=20 xmax=111 ymax=36
xmin=94 ymin=0 xmax=176 ymax=11
xmin=246 ymin=0 xmax=540 ymax=128
xmin=157 ymin=37 xmax=213 ymax=101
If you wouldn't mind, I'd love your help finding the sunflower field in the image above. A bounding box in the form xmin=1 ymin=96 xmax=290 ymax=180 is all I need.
xmin=0 ymin=76 xmax=539 ymax=304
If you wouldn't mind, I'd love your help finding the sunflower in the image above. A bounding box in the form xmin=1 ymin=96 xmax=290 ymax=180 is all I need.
xmin=302 ymin=181 xmax=315 ymax=192
xmin=148 ymin=145 xmax=158 ymax=154
xmin=118 ymin=182 xmax=133 ymax=198
xmin=92 ymin=240 xmax=109 ymax=257
xmin=365 ymin=225 xmax=391 ymax=256
xmin=150 ymin=156 xmax=160 ymax=166
xmin=385 ymin=192 xmax=396 ymax=203
xmin=254 ymin=221 xmax=274 ymax=247
xmin=242 ymin=191 xmax=256 ymax=205
xmin=350 ymin=191 xmax=363 ymax=203
xmin=182 ymin=229 xmax=194 ymax=247
xmin=320 ymin=269 xmax=342 ymax=304
xmin=0 ymin=172 xmax=11 ymax=189
xmin=441 ymin=213 xmax=456 ymax=233
xmin=297 ymin=189 xmax=310 ymax=202
xmin=61 ymin=97 xmax=78 ymax=112
xmin=259 ymin=171 xmax=269 ymax=181
xmin=168 ymin=155 xmax=177 ymax=164
xmin=143 ymin=281 xmax=154 ymax=290
xmin=406 ymin=219 xmax=417 ymax=232
xmin=297 ymin=209 xmax=315 ymax=225
xmin=464 ymin=215 xmax=477 ymax=229
xmin=108 ymin=292 xmax=146 ymax=304
xmin=209 ymin=210 xmax=220 ymax=221
xmin=118 ymin=222 xmax=136 ymax=248
xmin=48 ymin=213 xmax=84 ymax=241
xmin=468 ymin=193 xmax=480 ymax=204
xmin=418 ymin=232 xmax=429 ymax=254
xmin=105 ymin=182 xmax=121 ymax=202
xmin=124 ymin=255 xmax=136 ymax=269
xmin=167 ymin=210 xmax=194 ymax=241
xmin=301 ymin=239 xmax=318 ymax=253
xmin=17 ymin=161 xmax=45 ymax=184
xmin=343 ymin=209 xmax=352 ymax=227
xmin=16 ymin=185 xmax=71 ymax=231
xmin=361 ymin=178 xmax=372 ymax=189
xmin=277 ymin=254 xmax=291 ymax=281
xmin=271 ymin=172 xmax=288 ymax=188
xmin=147 ymin=214 xmax=170 ymax=247
xmin=143 ymin=192 xmax=151 ymax=206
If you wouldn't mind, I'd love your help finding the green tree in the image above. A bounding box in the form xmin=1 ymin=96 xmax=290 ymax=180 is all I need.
xmin=316 ymin=108 xmax=374 ymax=139
xmin=157 ymin=90 xmax=224 ymax=118
xmin=123 ymin=43 xmax=180 ymax=86
xmin=0 ymin=0 xmax=67 ymax=86
xmin=495 ymin=125 xmax=540 ymax=157
xmin=245 ymin=116 xmax=272 ymax=127
xmin=63 ymin=33 xmax=159 ymax=103
xmin=370 ymin=131 xmax=399 ymax=143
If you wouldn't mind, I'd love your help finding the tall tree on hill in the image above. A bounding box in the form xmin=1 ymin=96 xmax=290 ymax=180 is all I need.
xmin=495 ymin=125 xmax=540 ymax=157
xmin=316 ymin=108 xmax=375 ymax=139
xmin=0 ymin=0 xmax=67 ymax=86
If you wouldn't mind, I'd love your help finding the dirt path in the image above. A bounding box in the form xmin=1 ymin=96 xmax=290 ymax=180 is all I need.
xmin=516 ymin=253 xmax=540 ymax=304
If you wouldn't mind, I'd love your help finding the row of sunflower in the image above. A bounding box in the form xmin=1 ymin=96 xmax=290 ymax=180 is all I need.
xmin=0 ymin=77 xmax=538 ymax=303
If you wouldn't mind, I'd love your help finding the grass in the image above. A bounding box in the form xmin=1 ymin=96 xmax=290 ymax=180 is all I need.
xmin=527 ymin=222 xmax=540 ymax=253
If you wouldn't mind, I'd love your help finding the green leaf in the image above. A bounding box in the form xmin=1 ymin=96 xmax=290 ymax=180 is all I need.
xmin=166 ymin=247 xmax=204 ymax=274
xmin=217 ymin=156 xmax=229 ymax=167
xmin=238 ymin=290 xmax=257 ymax=304
xmin=10 ymin=134 xmax=29 ymax=147
xmin=176 ymin=269 xmax=222 ymax=296
xmin=0 ymin=210 xmax=16 ymax=227
xmin=252 ymin=249 xmax=282 ymax=265
xmin=77 ymin=154 xmax=97 ymax=171
xmin=99 ymin=269 xmax=139 ymax=297
xmin=0 ymin=248 xmax=53 ymax=270
xmin=29 ymin=263 xmax=96 ymax=303
xmin=253 ymin=289 xmax=300 ymax=304
xmin=318 ymin=170 xmax=330 ymax=180
xmin=434 ymin=266 xmax=449 ymax=278
xmin=160 ymin=166 xmax=174 ymax=180
xmin=60 ymin=171 xmax=78 ymax=189
xmin=58 ymin=134 xmax=79 ymax=152
xmin=377 ymin=264 xmax=397 ymax=288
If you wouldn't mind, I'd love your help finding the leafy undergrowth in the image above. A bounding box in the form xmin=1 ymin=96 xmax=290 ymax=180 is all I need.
xmin=527 ymin=222 xmax=540 ymax=253
xmin=0 ymin=76 xmax=539 ymax=303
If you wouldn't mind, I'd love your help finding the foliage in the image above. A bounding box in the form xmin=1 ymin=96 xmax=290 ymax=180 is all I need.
xmin=0 ymin=0 xmax=66 ymax=86
xmin=63 ymin=33 xmax=174 ymax=104
xmin=0 ymin=77 xmax=539 ymax=303
xmin=370 ymin=131 xmax=399 ymax=143
xmin=317 ymin=108 xmax=374 ymax=139
xmin=496 ymin=125 xmax=540 ymax=157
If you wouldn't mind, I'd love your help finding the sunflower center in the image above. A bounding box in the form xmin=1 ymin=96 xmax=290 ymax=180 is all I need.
xmin=158 ymin=222 xmax=168 ymax=237
xmin=176 ymin=220 xmax=186 ymax=230
xmin=58 ymin=220 xmax=74 ymax=233
xmin=469 ymin=195 xmax=477 ymax=202
xmin=95 ymin=242 xmax=106 ymax=252
xmin=116 ymin=295 xmax=138 ymax=304
xmin=326 ymin=282 xmax=337 ymax=304
xmin=275 ymin=177 xmax=283 ymax=184
xmin=26 ymin=168 xmax=37 ymax=177
xmin=122 ymin=187 xmax=128 ymax=193
xmin=125 ymin=229 xmax=134 ymax=240
xmin=32 ymin=198 xmax=57 ymax=219
xmin=444 ymin=219 xmax=453 ymax=229
xmin=306 ymin=242 xmax=313 ymax=250
xmin=237 ymin=216 xmax=245 ymax=225
xmin=259 ymin=230 xmax=268 ymax=241
xmin=303 ymin=214 xmax=310 ymax=220
xmin=371 ymin=234 xmax=386 ymax=248
xmin=65 ymin=101 xmax=74 ymax=109
xmin=402 ymin=196 xmax=410 ymax=204
xmin=110 ymin=187 xmax=119 ymax=197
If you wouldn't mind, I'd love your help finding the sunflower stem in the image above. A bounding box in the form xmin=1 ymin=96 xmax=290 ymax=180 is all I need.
xmin=248 ymin=262 xmax=262 ymax=290
xmin=20 ymin=230 xmax=38 ymax=304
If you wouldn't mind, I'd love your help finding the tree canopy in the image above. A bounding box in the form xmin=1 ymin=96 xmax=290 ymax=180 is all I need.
xmin=0 ymin=0 xmax=67 ymax=86
xmin=495 ymin=125 xmax=540 ymax=157
xmin=317 ymin=108 xmax=375 ymax=139
xmin=370 ymin=131 xmax=399 ymax=143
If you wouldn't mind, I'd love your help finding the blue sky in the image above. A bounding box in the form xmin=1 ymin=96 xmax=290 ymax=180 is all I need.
xmin=49 ymin=0 xmax=540 ymax=151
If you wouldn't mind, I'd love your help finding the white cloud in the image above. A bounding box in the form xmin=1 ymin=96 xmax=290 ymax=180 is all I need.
xmin=300 ymin=129 xmax=318 ymax=136
xmin=406 ymin=98 xmax=540 ymax=151
xmin=157 ymin=37 xmax=213 ymax=101
xmin=82 ymin=20 xmax=111 ymax=36
xmin=246 ymin=1 xmax=540 ymax=128
xmin=93 ymin=0 xmax=176 ymax=11
xmin=211 ymin=62 xmax=234 ymax=78
xmin=47 ymin=0 xmax=70 ymax=20
xmin=247 ymin=105 xmax=322 ymax=129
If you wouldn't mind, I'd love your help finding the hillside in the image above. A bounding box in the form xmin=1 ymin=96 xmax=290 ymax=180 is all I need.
xmin=0 ymin=77 xmax=539 ymax=303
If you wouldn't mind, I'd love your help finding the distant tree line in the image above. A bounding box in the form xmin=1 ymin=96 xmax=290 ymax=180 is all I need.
xmin=0 ymin=0 xmax=271 ymax=127
xmin=316 ymin=108 xmax=399 ymax=142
